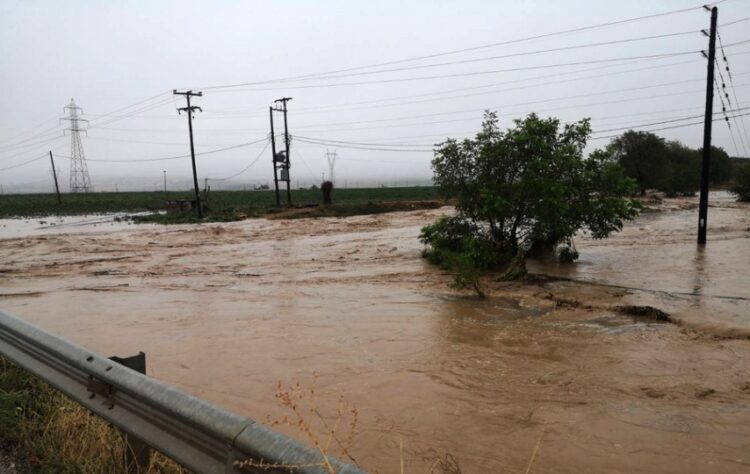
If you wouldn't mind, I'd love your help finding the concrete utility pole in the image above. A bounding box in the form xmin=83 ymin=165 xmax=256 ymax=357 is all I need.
xmin=49 ymin=151 xmax=61 ymax=204
xmin=173 ymin=90 xmax=203 ymax=218
xmin=163 ymin=170 xmax=167 ymax=194
xmin=698 ymin=6 xmax=718 ymax=245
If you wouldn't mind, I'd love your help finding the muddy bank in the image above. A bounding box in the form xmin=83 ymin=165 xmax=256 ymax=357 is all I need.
xmin=1 ymin=194 xmax=749 ymax=472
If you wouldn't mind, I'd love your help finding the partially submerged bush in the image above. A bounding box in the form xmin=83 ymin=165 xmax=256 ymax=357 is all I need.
xmin=557 ymin=240 xmax=579 ymax=263
xmin=421 ymin=112 xmax=639 ymax=291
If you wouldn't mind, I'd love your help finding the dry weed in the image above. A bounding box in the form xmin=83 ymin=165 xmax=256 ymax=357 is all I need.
xmin=235 ymin=373 xmax=360 ymax=473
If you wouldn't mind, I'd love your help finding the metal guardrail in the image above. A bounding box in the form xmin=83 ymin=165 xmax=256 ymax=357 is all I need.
xmin=0 ymin=309 xmax=364 ymax=474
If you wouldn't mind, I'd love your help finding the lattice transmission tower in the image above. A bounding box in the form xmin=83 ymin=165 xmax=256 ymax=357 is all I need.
xmin=325 ymin=149 xmax=338 ymax=186
xmin=61 ymin=98 xmax=92 ymax=192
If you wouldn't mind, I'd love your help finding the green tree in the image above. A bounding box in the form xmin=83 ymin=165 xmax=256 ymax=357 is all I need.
xmin=605 ymin=131 xmax=668 ymax=194
xmin=730 ymin=162 xmax=750 ymax=201
xmin=662 ymin=141 xmax=700 ymax=197
xmin=707 ymin=146 xmax=733 ymax=184
xmin=421 ymin=112 xmax=640 ymax=288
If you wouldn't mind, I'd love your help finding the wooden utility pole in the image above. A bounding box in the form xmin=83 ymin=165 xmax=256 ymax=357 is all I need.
xmin=270 ymin=97 xmax=293 ymax=206
xmin=269 ymin=107 xmax=281 ymax=207
xmin=173 ymin=90 xmax=203 ymax=218
xmin=698 ymin=6 xmax=717 ymax=245
xmin=279 ymin=97 xmax=292 ymax=205
xmin=49 ymin=151 xmax=62 ymax=204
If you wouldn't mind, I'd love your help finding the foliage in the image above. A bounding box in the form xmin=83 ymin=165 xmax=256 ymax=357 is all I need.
xmin=604 ymin=131 xmax=669 ymax=194
xmin=321 ymin=181 xmax=333 ymax=205
xmin=708 ymin=146 xmax=733 ymax=184
xmin=420 ymin=216 xmax=496 ymax=296
xmin=662 ymin=141 xmax=700 ymax=197
xmin=599 ymin=132 xmax=734 ymax=195
xmin=421 ymin=112 xmax=640 ymax=287
xmin=730 ymin=163 xmax=750 ymax=201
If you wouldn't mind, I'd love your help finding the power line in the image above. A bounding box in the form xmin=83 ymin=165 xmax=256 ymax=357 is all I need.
xmin=0 ymin=134 xmax=66 ymax=159
xmin=287 ymin=57 xmax=711 ymax=115
xmin=207 ymin=49 xmax=708 ymax=92
xmin=591 ymin=107 xmax=749 ymax=134
xmin=306 ymin=72 xmax=750 ymax=124
xmin=294 ymin=137 xmax=433 ymax=152
xmin=88 ymin=96 xmax=177 ymax=130
xmin=0 ymin=125 xmax=64 ymax=152
xmin=207 ymin=140 xmax=270 ymax=181
xmin=719 ymin=30 xmax=750 ymax=155
xmin=590 ymin=111 xmax=750 ymax=140
xmin=227 ymin=30 xmax=709 ymax=88
xmin=55 ymin=137 xmax=268 ymax=163
xmin=0 ymin=117 xmax=58 ymax=148
xmin=86 ymin=135 xmax=244 ymax=148
xmin=295 ymin=135 xmax=436 ymax=147
xmin=288 ymin=82 xmax=750 ymax=132
xmin=714 ymin=69 xmax=744 ymax=156
xmin=0 ymin=153 xmax=48 ymax=172
xmin=200 ymin=1 xmax=727 ymax=90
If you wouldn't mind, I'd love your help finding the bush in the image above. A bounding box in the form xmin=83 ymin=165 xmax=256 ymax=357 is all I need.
xmin=421 ymin=112 xmax=639 ymax=289
xmin=730 ymin=164 xmax=750 ymax=201
xmin=557 ymin=241 xmax=579 ymax=263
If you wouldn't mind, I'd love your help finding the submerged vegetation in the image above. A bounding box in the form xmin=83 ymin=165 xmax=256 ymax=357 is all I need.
xmin=421 ymin=112 xmax=640 ymax=293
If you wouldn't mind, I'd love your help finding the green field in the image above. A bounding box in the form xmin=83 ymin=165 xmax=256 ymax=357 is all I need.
xmin=0 ymin=186 xmax=439 ymax=219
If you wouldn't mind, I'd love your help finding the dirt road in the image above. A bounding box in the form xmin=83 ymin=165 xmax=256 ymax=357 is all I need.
xmin=1 ymin=194 xmax=749 ymax=473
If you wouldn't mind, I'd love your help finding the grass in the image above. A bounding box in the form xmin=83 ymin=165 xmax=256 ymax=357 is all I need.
xmin=1 ymin=357 xmax=464 ymax=473
xmin=0 ymin=356 xmax=185 ymax=473
xmin=0 ymin=186 xmax=438 ymax=219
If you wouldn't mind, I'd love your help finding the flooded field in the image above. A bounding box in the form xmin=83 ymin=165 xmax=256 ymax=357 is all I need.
xmin=1 ymin=192 xmax=749 ymax=473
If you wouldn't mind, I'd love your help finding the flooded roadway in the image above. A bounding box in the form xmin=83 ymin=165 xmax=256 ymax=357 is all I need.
xmin=1 ymin=193 xmax=749 ymax=473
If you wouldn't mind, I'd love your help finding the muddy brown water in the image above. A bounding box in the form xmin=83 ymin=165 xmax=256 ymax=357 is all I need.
xmin=1 ymin=193 xmax=749 ymax=473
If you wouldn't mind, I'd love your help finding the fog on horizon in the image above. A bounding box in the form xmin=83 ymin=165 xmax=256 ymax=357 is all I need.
xmin=1 ymin=0 xmax=749 ymax=192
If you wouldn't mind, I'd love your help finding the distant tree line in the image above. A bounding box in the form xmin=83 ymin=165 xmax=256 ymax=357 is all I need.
xmin=593 ymin=130 xmax=739 ymax=197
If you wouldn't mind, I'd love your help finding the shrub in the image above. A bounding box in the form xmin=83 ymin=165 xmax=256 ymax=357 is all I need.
xmin=421 ymin=112 xmax=639 ymax=288
xmin=730 ymin=164 xmax=750 ymax=201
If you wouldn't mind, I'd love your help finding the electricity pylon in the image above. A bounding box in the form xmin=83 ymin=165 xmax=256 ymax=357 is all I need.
xmin=61 ymin=98 xmax=92 ymax=193
xmin=325 ymin=149 xmax=338 ymax=186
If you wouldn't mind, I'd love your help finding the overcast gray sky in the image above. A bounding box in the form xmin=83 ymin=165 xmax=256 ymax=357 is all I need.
xmin=1 ymin=0 xmax=749 ymax=191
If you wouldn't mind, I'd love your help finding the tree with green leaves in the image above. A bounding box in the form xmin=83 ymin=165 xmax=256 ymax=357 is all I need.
xmin=730 ymin=162 xmax=750 ymax=201
xmin=421 ymin=112 xmax=640 ymax=291
xmin=604 ymin=131 xmax=668 ymax=195
xmin=662 ymin=141 xmax=700 ymax=197
xmin=708 ymin=146 xmax=733 ymax=184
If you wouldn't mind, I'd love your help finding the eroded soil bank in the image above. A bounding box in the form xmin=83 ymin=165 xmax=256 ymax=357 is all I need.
xmin=1 ymin=192 xmax=749 ymax=473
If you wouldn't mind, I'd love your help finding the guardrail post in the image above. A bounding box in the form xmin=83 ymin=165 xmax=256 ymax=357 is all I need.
xmin=110 ymin=352 xmax=150 ymax=473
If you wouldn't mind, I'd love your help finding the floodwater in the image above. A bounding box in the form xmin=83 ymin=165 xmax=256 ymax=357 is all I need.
xmin=0 ymin=213 xmax=156 ymax=239
xmin=1 ymin=192 xmax=749 ymax=473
